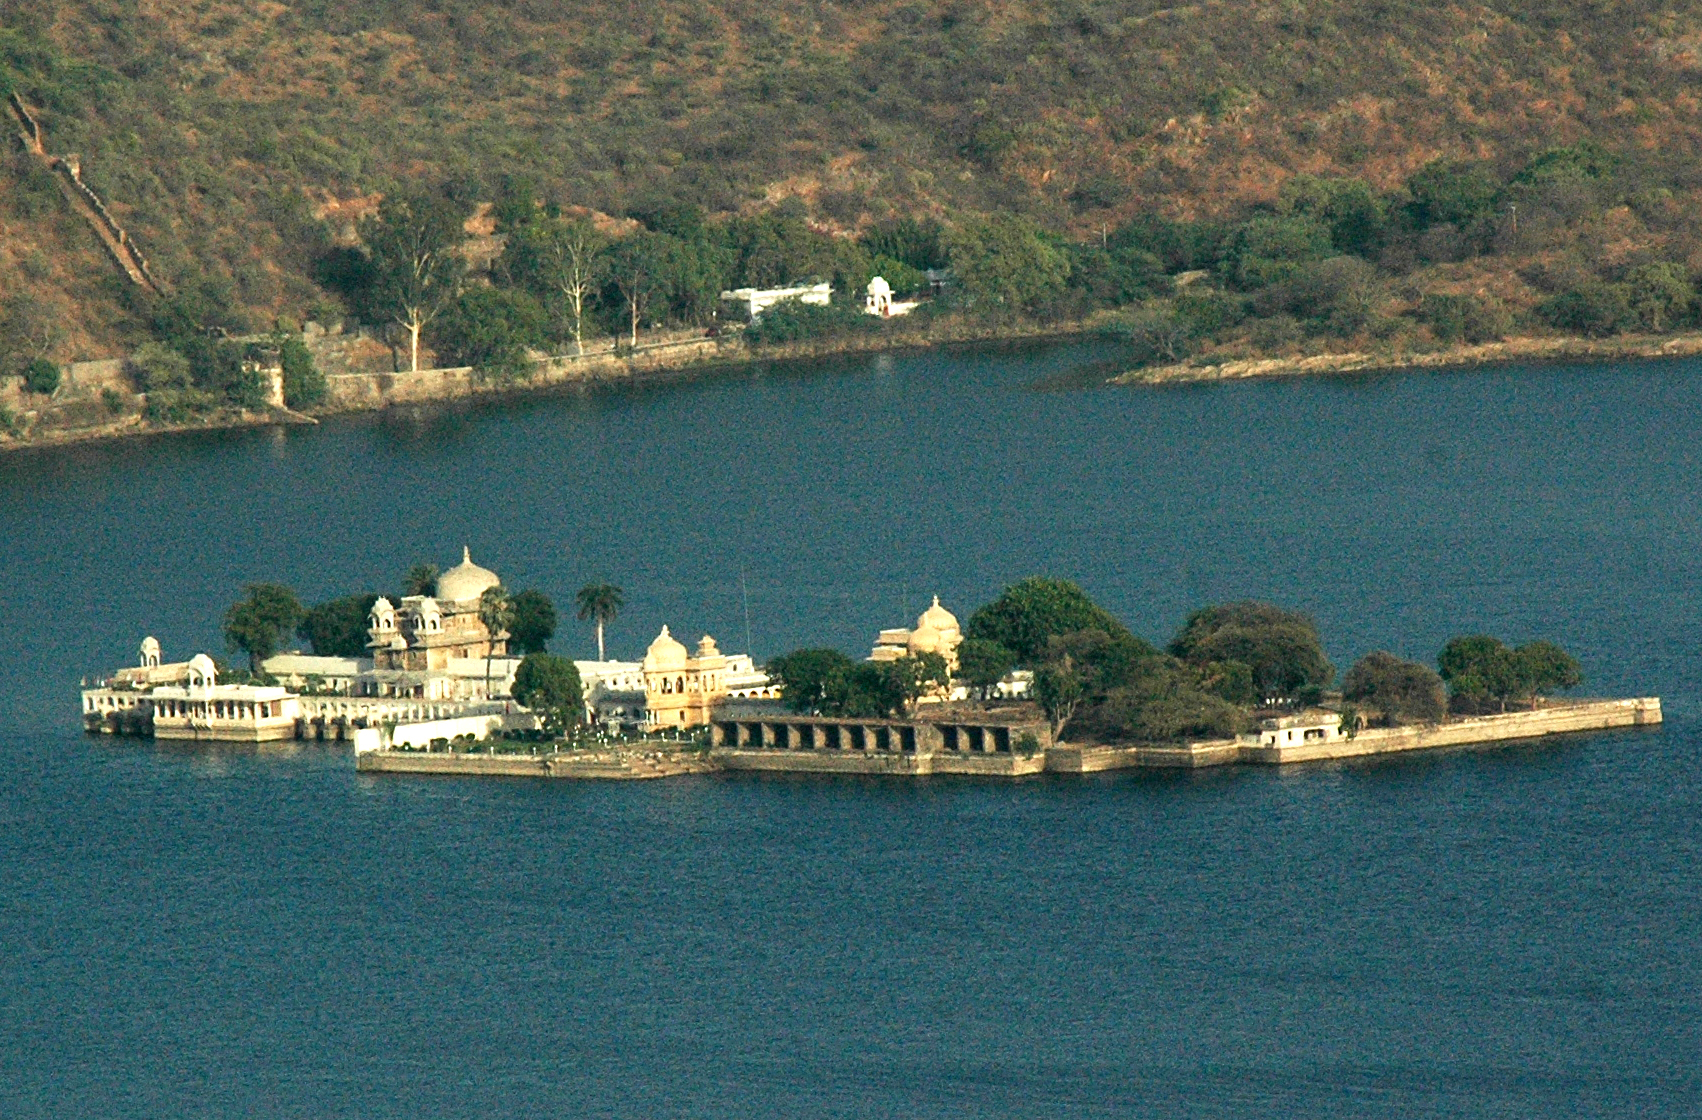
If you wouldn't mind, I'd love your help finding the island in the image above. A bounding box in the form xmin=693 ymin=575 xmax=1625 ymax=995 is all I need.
xmin=81 ymin=557 xmax=1661 ymax=779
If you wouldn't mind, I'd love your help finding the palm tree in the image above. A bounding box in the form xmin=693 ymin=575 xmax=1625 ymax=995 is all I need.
xmin=575 ymin=582 xmax=625 ymax=661
xmin=403 ymin=563 xmax=440 ymax=597
xmin=478 ymin=584 xmax=513 ymax=698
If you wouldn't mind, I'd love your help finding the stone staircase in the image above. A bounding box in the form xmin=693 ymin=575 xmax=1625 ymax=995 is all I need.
xmin=8 ymin=93 xmax=163 ymax=294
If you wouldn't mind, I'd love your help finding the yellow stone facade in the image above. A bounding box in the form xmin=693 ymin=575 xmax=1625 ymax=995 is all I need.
xmin=641 ymin=626 xmax=730 ymax=729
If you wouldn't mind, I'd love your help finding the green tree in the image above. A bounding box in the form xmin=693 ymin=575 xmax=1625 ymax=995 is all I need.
xmin=504 ymin=216 xmax=607 ymax=354
xmin=1170 ymin=601 xmax=1334 ymax=702
xmin=767 ymin=648 xmax=859 ymax=714
xmin=605 ymin=233 xmax=665 ymax=347
xmin=478 ymin=584 xmax=514 ymax=697
xmin=1341 ymin=651 xmax=1446 ymax=725
xmin=298 ymin=593 xmax=380 ymax=657
xmin=965 ymin=577 xmax=1134 ymax=664
xmin=402 ymin=563 xmax=440 ymax=597
xmin=880 ymin=652 xmax=951 ymax=714
xmin=1219 ymin=215 xmax=1334 ymax=289
xmin=574 ymin=582 xmax=624 ymax=661
xmin=507 ymin=588 xmax=558 ymax=655
xmin=432 ymin=287 xmax=546 ymax=379
xmin=223 ymin=583 xmax=305 ymax=671
xmin=1279 ymin=175 xmax=1388 ymax=257
xmin=1437 ymin=635 xmax=1522 ymax=712
xmin=1108 ymin=301 xmax=1192 ymax=364
xmin=279 ymin=336 xmax=326 ymax=409
xmin=1514 ymin=640 xmax=1583 ymax=703
xmin=511 ymin=652 xmax=584 ymax=734
xmin=944 ymin=215 xmax=1071 ymax=314
xmin=361 ymin=191 xmax=468 ymax=372
xmin=957 ymin=637 xmax=1018 ymax=698
xmin=22 ymin=357 xmax=59 ymax=395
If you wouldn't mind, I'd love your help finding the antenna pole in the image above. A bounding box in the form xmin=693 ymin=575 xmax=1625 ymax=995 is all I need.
xmin=741 ymin=570 xmax=753 ymax=656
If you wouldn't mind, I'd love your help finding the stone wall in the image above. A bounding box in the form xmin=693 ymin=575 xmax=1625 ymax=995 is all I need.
xmin=317 ymin=335 xmax=728 ymax=414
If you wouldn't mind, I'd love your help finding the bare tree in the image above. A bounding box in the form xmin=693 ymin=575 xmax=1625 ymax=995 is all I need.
xmin=361 ymin=193 xmax=467 ymax=372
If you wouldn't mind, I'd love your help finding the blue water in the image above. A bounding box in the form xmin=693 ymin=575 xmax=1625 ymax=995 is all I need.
xmin=2 ymin=343 xmax=1698 ymax=1117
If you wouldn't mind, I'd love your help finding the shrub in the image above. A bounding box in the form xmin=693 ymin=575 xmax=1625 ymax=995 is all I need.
xmin=143 ymin=387 xmax=219 ymax=423
xmin=1218 ymin=215 xmax=1334 ymax=290
xmin=1540 ymin=282 xmax=1635 ymax=338
xmin=101 ymin=387 xmax=126 ymax=414
xmin=22 ymin=357 xmax=59 ymax=395
xmin=127 ymin=342 xmax=193 ymax=392
xmin=1419 ymin=294 xmax=1511 ymax=343
xmin=743 ymin=297 xmax=873 ymax=345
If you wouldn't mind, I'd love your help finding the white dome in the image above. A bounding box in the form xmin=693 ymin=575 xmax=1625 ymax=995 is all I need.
xmin=867 ymin=275 xmax=892 ymax=296
xmin=644 ymin=625 xmax=689 ymax=671
xmin=187 ymin=653 xmax=217 ymax=687
xmin=436 ymin=547 xmax=501 ymax=603
xmin=916 ymin=595 xmax=960 ymax=636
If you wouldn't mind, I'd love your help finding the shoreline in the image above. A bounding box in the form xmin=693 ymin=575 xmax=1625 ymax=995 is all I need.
xmin=1115 ymin=331 xmax=1702 ymax=385
xmin=12 ymin=321 xmax=1702 ymax=455
xmin=0 ymin=318 xmax=1086 ymax=456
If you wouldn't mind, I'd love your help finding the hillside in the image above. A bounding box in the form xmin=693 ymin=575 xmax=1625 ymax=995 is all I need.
xmin=5 ymin=0 xmax=1702 ymax=372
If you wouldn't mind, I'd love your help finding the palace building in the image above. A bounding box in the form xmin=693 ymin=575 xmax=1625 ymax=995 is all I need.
xmin=368 ymin=547 xmax=508 ymax=671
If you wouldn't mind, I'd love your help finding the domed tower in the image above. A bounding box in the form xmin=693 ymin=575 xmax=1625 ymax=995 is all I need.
xmin=139 ymin=636 xmax=161 ymax=669
xmin=908 ymin=596 xmax=963 ymax=670
xmin=642 ymin=626 xmax=729 ymax=730
xmin=435 ymin=546 xmax=501 ymax=604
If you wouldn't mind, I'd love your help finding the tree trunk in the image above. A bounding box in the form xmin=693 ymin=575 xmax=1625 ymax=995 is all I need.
xmin=596 ymin=620 xmax=605 ymax=661
xmin=628 ymin=298 xmax=639 ymax=348
xmin=408 ymin=320 xmax=421 ymax=372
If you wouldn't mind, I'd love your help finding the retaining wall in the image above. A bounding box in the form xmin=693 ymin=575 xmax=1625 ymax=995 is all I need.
xmin=1238 ymin=698 xmax=1661 ymax=765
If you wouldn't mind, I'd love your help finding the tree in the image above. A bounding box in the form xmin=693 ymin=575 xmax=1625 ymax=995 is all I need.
xmin=23 ymin=357 xmax=59 ymax=395
xmin=606 ymin=233 xmax=662 ymax=347
xmin=506 ymin=217 xmax=607 ymax=354
xmin=223 ymin=583 xmax=304 ymax=671
xmin=1515 ymin=640 xmax=1582 ymax=704
xmin=1034 ymin=657 xmax=1084 ymax=738
xmin=279 ymin=336 xmax=326 ymax=409
xmin=1437 ymin=635 xmax=1523 ymax=712
xmin=1169 ymin=601 xmax=1334 ymax=702
xmin=127 ymin=342 xmax=193 ymax=392
xmin=1109 ymin=301 xmax=1192 ymax=364
xmin=478 ymin=584 xmax=514 ymax=697
xmin=0 ymin=292 xmax=63 ymax=380
xmin=1341 ymin=651 xmax=1446 ymax=725
xmin=298 ymin=593 xmax=380 ymax=657
xmin=965 ymin=577 xmax=1134 ymax=664
xmin=1406 ymin=160 xmax=1501 ymax=232
xmin=507 ymin=589 xmax=557 ymax=655
xmin=574 ymin=582 xmax=624 ymax=661
xmin=1625 ymin=263 xmax=1694 ymax=332
xmin=767 ymin=648 xmax=859 ymax=714
xmin=957 ymin=637 xmax=1017 ymax=698
xmin=361 ymin=192 xmax=467 ymax=371
xmin=944 ymin=215 xmax=1071 ymax=314
xmin=402 ymin=563 xmax=440 ymax=597
xmin=880 ymin=652 xmax=951 ymax=714
xmin=511 ymin=652 xmax=584 ymax=734
xmin=431 ymin=287 xmax=546 ymax=379
xmin=1541 ymin=282 xmax=1635 ymax=338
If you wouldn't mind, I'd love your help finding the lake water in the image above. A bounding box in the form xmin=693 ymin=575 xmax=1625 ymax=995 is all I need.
xmin=1 ymin=342 xmax=1698 ymax=1117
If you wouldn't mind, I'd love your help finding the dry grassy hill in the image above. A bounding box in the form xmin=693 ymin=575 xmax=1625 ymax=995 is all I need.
xmin=5 ymin=0 xmax=1702 ymax=358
